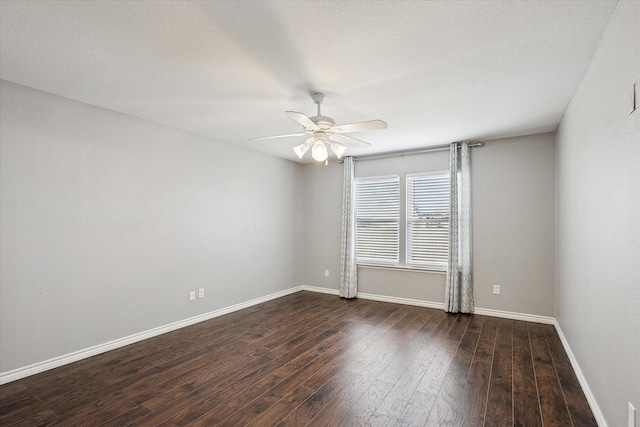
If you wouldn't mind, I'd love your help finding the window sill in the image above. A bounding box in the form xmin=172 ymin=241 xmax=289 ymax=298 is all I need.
xmin=356 ymin=264 xmax=446 ymax=275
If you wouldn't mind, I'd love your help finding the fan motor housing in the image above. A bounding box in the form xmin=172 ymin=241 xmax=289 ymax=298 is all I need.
xmin=310 ymin=115 xmax=335 ymax=130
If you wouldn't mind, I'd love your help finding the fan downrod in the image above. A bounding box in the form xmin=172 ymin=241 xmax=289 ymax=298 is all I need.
xmin=311 ymin=92 xmax=326 ymax=116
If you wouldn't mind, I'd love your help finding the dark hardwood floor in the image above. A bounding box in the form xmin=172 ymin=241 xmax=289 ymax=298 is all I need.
xmin=0 ymin=291 xmax=597 ymax=426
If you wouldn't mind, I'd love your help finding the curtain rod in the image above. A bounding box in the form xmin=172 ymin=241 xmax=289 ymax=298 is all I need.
xmin=347 ymin=141 xmax=484 ymax=162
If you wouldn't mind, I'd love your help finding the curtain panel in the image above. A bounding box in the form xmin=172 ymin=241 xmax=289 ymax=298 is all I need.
xmin=445 ymin=142 xmax=474 ymax=313
xmin=340 ymin=156 xmax=357 ymax=298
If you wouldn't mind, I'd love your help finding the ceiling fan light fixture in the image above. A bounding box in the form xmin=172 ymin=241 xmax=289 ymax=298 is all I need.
xmin=251 ymin=92 xmax=384 ymax=161
xmin=293 ymin=138 xmax=313 ymax=159
xmin=311 ymin=140 xmax=328 ymax=162
xmin=330 ymin=142 xmax=347 ymax=159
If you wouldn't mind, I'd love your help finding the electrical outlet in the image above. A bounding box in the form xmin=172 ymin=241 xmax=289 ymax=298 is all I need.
xmin=198 ymin=288 xmax=205 ymax=298
xmin=493 ymin=285 xmax=501 ymax=295
xmin=629 ymin=402 xmax=636 ymax=427
xmin=189 ymin=290 xmax=196 ymax=301
xmin=324 ymin=269 xmax=329 ymax=277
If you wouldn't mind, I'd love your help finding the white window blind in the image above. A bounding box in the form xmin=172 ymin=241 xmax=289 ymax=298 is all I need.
xmin=406 ymin=172 xmax=450 ymax=270
xmin=355 ymin=176 xmax=400 ymax=265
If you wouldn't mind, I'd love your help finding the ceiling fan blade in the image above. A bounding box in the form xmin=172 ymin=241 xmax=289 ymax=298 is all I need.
xmin=331 ymin=119 xmax=387 ymax=134
xmin=329 ymin=133 xmax=372 ymax=148
xmin=286 ymin=111 xmax=320 ymax=131
xmin=248 ymin=132 xmax=306 ymax=141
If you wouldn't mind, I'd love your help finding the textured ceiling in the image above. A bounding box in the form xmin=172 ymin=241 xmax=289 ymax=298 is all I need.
xmin=0 ymin=0 xmax=617 ymax=162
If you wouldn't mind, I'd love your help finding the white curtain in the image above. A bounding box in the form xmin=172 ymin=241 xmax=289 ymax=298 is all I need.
xmin=445 ymin=142 xmax=474 ymax=313
xmin=340 ymin=156 xmax=357 ymax=298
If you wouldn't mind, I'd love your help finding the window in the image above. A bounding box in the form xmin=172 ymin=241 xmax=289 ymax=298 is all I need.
xmin=355 ymin=176 xmax=400 ymax=265
xmin=354 ymin=170 xmax=450 ymax=271
xmin=406 ymin=172 xmax=450 ymax=271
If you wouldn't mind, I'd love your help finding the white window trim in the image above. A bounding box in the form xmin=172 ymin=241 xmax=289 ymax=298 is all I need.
xmin=357 ymin=263 xmax=447 ymax=274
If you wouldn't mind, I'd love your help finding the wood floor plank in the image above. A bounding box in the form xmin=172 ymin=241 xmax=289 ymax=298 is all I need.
xmin=424 ymin=374 xmax=467 ymax=426
xmin=275 ymin=371 xmax=358 ymax=427
xmin=422 ymin=320 xmax=482 ymax=426
xmin=446 ymin=313 xmax=472 ymax=342
xmin=377 ymin=347 xmax=437 ymax=419
xmin=307 ymin=398 xmax=353 ymax=427
xmin=446 ymin=329 xmax=480 ymax=380
xmin=394 ymin=389 xmax=437 ymax=427
xmin=368 ymin=411 xmax=398 ymax=426
xmin=0 ymin=292 xmax=598 ymax=427
xmin=484 ymin=318 xmax=514 ymax=426
xmin=310 ymin=312 xmax=424 ymax=426
xmin=344 ymin=308 xmax=440 ymax=377
xmin=513 ymin=320 xmax=542 ymax=427
xmin=415 ymin=313 xmax=461 ymax=396
xmin=543 ymin=325 xmax=598 ymax=427
xmin=214 ymin=316 xmax=403 ymax=425
xmin=138 ymin=325 xmax=356 ymax=425
xmin=0 ymin=393 xmax=40 ymax=417
xmin=97 ymin=295 xmax=349 ymax=425
xmin=529 ymin=323 xmax=573 ymax=427
xmin=4 ymin=408 xmax=58 ymax=426
xmin=463 ymin=316 xmax=498 ymax=426
xmin=306 ymin=315 xmax=439 ymax=427
xmin=91 ymin=341 xmax=301 ymax=425
xmin=377 ymin=308 xmax=437 ymax=384
xmin=243 ymin=336 xmax=369 ymax=427
xmin=339 ymin=379 xmax=395 ymax=426
xmin=184 ymin=325 xmax=368 ymax=426
xmin=248 ymin=341 xmax=358 ymax=423
xmin=513 ymin=391 xmax=543 ymax=427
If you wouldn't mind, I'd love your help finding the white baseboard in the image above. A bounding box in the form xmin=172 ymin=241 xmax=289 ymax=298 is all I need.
xmin=0 ymin=286 xmax=303 ymax=385
xmin=473 ymin=307 xmax=555 ymax=325
xmin=302 ymin=286 xmax=554 ymax=324
xmin=355 ymin=292 xmax=446 ymax=310
xmin=301 ymin=286 xmax=445 ymax=310
xmin=301 ymin=286 xmax=444 ymax=310
xmin=300 ymin=285 xmax=339 ymax=296
xmin=553 ymin=320 xmax=608 ymax=427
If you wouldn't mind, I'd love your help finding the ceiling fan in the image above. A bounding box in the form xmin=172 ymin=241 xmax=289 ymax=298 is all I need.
xmin=250 ymin=92 xmax=387 ymax=163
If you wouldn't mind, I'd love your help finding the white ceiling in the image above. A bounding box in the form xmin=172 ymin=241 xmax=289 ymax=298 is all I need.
xmin=0 ymin=0 xmax=617 ymax=163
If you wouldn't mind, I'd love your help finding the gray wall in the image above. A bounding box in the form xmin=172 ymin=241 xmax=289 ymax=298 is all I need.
xmin=302 ymin=161 xmax=344 ymax=291
xmin=303 ymin=133 xmax=556 ymax=317
xmin=0 ymin=81 xmax=304 ymax=373
xmin=555 ymin=2 xmax=640 ymax=426
xmin=473 ymin=135 xmax=555 ymax=315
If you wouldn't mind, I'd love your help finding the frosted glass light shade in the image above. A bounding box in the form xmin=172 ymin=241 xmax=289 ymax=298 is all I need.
xmin=311 ymin=141 xmax=328 ymax=161
xmin=330 ymin=142 xmax=347 ymax=159
xmin=293 ymin=139 xmax=313 ymax=159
